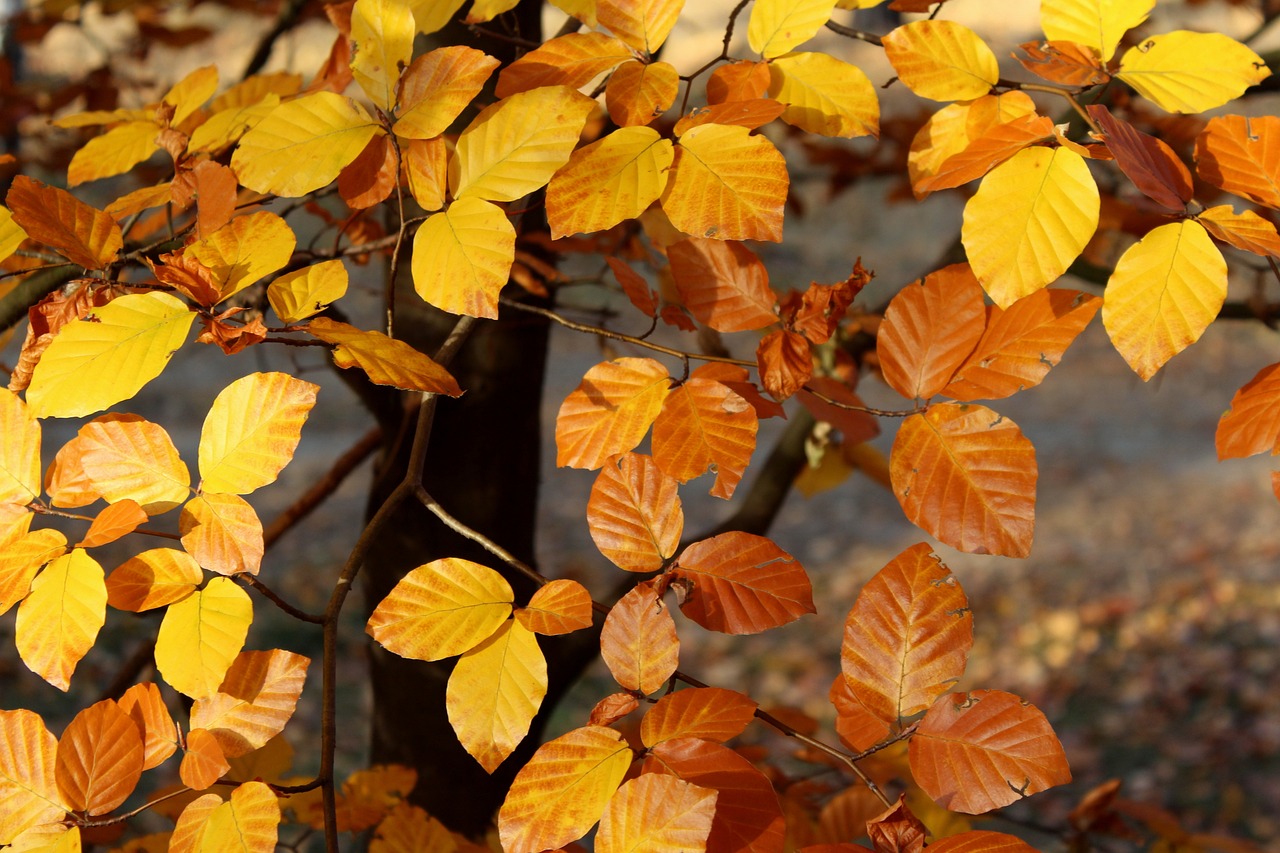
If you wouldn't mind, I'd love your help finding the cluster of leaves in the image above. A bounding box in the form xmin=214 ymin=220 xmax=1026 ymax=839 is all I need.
xmin=0 ymin=0 xmax=1276 ymax=849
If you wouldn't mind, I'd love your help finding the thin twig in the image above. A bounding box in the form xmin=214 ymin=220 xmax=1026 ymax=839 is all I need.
xmin=236 ymin=574 xmax=325 ymax=624
xmin=824 ymin=20 xmax=884 ymax=47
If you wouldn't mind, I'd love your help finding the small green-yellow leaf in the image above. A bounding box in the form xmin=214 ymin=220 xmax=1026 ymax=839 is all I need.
xmin=351 ymin=0 xmax=415 ymax=111
xmin=962 ymin=146 xmax=1099 ymax=308
xmin=267 ymin=259 xmax=349 ymax=323
xmin=186 ymin=211 xmax=297 ymax=301
xmin=747 ymin=0 xmax=839 ymax=60
xmin=1116 ymin=31 xmax=1271 ymax=114
xmin=1040 ymin=0 xmax=1153 ymax=62
xmin=411 ymin=197 xmax=515 ymax=319
xmin=882 ymin=19 xmax=1000 ymax=102
xmin=767 ymin=52 xmax=878 ymax=138
xmin=15 ymin=549 xmax=106 ymax=691
xmin=198 ymin=372 xmax=319 ymax=495
xmin=0 ymin=390 xmax=41 ymax=506
xmin=453 ymin=85 xmax=595 ymax=202
xmin=26 ymin=292 xmax=195 ymax=419
xmin=1102 ymin=220 xmax=1226 ymax=380
xmin=155 ymin=576 xmax=253 ymax=699
xmin=232 ymin=92 xmax=382 ymax=196
xmin=547 ymin=127 xmax=674 ymax=239
xmin=307 ymin=317 xmax=463 ymax=395
xmin=67 ymin=121 xmax=160 ymax=186
xmin=367 ymin=558 xmax=514 ymax=662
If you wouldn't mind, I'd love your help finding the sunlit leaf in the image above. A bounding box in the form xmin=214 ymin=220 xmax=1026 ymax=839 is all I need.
xmin=909 ymin=690 xmax=1070 ymax=814
xmin=1040 ymin=0 xmax=1153 ymax=62
xmin=191 ymin=649 xmax=310 ymax=759
xmin=660 ymin=123 xmax=788 ymax=242
xmin=1116 ymin=32 xmax=1270 ymax=114
xmin=78 ymin=414 xmax=190 ymax=514
xmin=170 ymin=793 xmax=223 ymax=853
xmin=106 ymin=547 xmax=202 ymax=612
xmin=606 ymin=60 xmax=679 ymax=127
xmin=117 ymin=682 xmax=179 ymax=770
xmin=180 ymin=493 xmax=264 ymax=576
xmin=1215 ymin=362 xmax=1280 ymax=460
xmin=351 ymin=0 xmax=414 ymax=111
xmin=673 ymin=99 xmax=787 ymax=136
xmin=891 ymin=403 xmax=1037 ymax=558
xmin=15 ymin=549 xmax=106 ymax=691
xmin=0 ymin=390 xmax=41 ymax=506
xmin=829 ymin=674 xmax=892 ymax=752
xmin=0 ymin=710 xmax=65 ymax=845
xmin=155 ymin=576 xmax=253 ymax=699
xmin=267 ymin=260 xmax=348 ymax=324
xmin=78 ymin=499 xmax=147 ymax=548
xmin=4 ymin=176 xmax=122 ymax=269
xmin=180 ymin=727 xmax=230 ymax=791
xmin=411 ymin=197 xmax=515 ymax=319
xmin=448 ymin=619 xmax=547 ymax=773
xmin=556 ymin=357 xmax=671 ymax=470
xmin=495 ymin=32 xmax=632 ymax=99
xmin=600 ymin=579 xmax=680 ymax=694
xmin=962 ymin=146 xmax=1099 ymax=308
xmin=25 ymin=292 xmax=195 ymax=419
xmin=767 ymin=52 xmax=878 ymax=138
xmin=877 ymin=264 xmax=985 ymax=400
xmin=882 ymin=20 xmax=999 ymax=102
xmin=597 ymin=774 xmax=717 ymax=853
xmin=668 ymin=238 xmax=777 ymax=332
xmin=1101 ymin=220 xmax=1226 ymax=380
xmin=652 ymin=371 xmax=758 ymax=499
xmin=1195 ymin=115 xmax=1280 ymax=210
xmin=1087 ymin=105 xmax=1191 ymax=211
xmin=56 ymin=699 xmax=143 ymax=815
xmin=188 ymin=94 xmax=281 ymax=155
xmin=198 ymin=372 xmax=319 ymax=495
xmin=546 ymin=127 xmax=674 ymax=239
xmin=841 ymin=543 xmax=972 ymax=723
xmin=516 ymin=579 xmax=594 ymax=635
xmin=0 ymin=205 xmax=28 ymax=263
xmin=186 ymin=211 xmax=297 ymax=302
xmin=366 ymin=558 xmax=513 ymax=661
xmin=1016 ymin=40 xmax=1110 ymax=86
xmin=908 ymin=93 xmax=1037 ymax=200
xmin=68 ymin=121 xmax=160 ymax=186
xmin=640 ymin=687 xmax=758 ymax=747
xmin=674 ymin=531 xmax=813 ymax=634
xmin=307 ymin=318 xmax=462 ymax=395
xmin=405 ymin=0 xmax=467 ymax=35
xmin=747 ymin=0 xmax=839 ymax=60
xmin=597 ymin=0 xmax=685 ymax=53
xmin=756 ymin=328 xmax=812 ymax=402
xmin=402 ymin=137 xmax=449 ymax=212
xmin=0 ymin=529 xmax=65 ymax=616
xmin=200 ymin=781 xmax=280 ymax=852
xmin=394 ymin=46 xmax=500 ymax=138
xmin=591 ymin=693 xmax=642 ymax=728
xmin=1198 ymin=205 xmax=1280 ymax=258
xmin=44 ymin=436 xmax=100 ymax=510
xmin=587 ymin=452 xmax=683 ymax=572
xmin=707 ymin=61 xmax=771 ymax=104
xmin=232 ymin=91 xmax=382 ymax=196
xmin=915 ymin=113 xmax=1055 ymax=195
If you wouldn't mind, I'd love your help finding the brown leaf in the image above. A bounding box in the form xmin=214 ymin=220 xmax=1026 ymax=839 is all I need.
xmin=1017 ymin=41 xmax=1110 ymax=87
xmin=651 ymin=370 xmax=757 ymax=499
xmin=867 ymin=795 xmax=926 ymax=853
xmin=338 ymin=133 xmax=398 ymax=210
xmin=668 ymin=238 xmax=778 ymax=332
xmin=757 ymin=328 xmax=812 ymax=401
xmin=1088 ymin=105 xmax=1192 ymax=211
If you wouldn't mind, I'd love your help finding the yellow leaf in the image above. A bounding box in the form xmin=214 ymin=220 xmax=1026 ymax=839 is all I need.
xmin=595 ymin=774 xmax=717 ymax=853
xmin=962 ymin=146 xmax=1099 ymax=308
xmin=1116 ymin=31 xmax=1271 ymax=114
xmin=546 ymin=127 xmax=674 ymax=239
xmin=200 ymin=781 xmax=280 ymax=852
xmin=549 ymin=0 xmax=598 ymax=26
xmin=171 ymin=793 xmax=223 ymax=853
xmin=767 ymin=52 xmax=879 ymax=138
xmin=0 ymin=529 xmax=66 ymax=616
xmin=155 ymin=576 xmax=253 ymax=699
xmin=15 ymin=549 xmax=106 ymax=691
xmin=198 ymin=372 xmax=319 ymax=495
xmin=555 ymin=357 xmax=672 ymax=470
xmin=1040 ymin=0 xmax=1152 ymax=62
xmin=78 ymin=414 xmax=191 ymax=514
xmin=597 ymin=0 xmax=684 ymax=54
xmin=25 ymin=292 xmax=195 ymax=419
xmin=351 ymin=0 xmax=415 ymax=111
xmin=188 ymin=94 xmax=280 ymax=155
xmin=411 ymin=197 xmax=515 ymax=319
xmin=464 ymin=0 xmax=520 ymax=23
xmin=447 ymin=619 xmax=547 ymax=773
xmin=405 ymin=0 xmax=467 ymax=35
xmin=747 ymin=0 xmax=839 ymax=60
xmin=67 ymin=121 xmax=160 ymax=186
xmin=369 ymin=804 xmax=457 ymax=853
xmin=232 ymin=92 xmax=382 ymax=196
xmin=186 ymin=211 xmax=297 ymax=301
xmin=908 ymin=93 xmax=1037 ymax=199
xmin=0 ymin=390 xmax=41 ymax=506
xmin=498 ymin=726 xmax=633 ymax=853
xmin=190 ymin=650 xmax=309 ymax=759
xmin=0 ymin=205 xmax=27 ymax=263
xmin=306 ymin=318 xmax=463 ymax=395
xmin=211 ymin=72 xmax=302 ymax=114
xmin=660 ymin=123 xmax=788 ymax=242
xmin=11 ymin=825 xmax=80 ymax=852
xmin=106 ymin=547 xmax=202 ymax=612
xmin=882 ymin=19 xmax=1000 ymax=102
xmin=0 ymin=710 xmax=65 ymax=845
xmin=453 ymin=85 xmax=595 ymax=202
xmin=267 ymin=260 xmax=349 ymax=323
xmin=180 ymin=493 xmax=264 ymax=576
xmin=394 ymin=46 xmax=499 ymax=139
xmin=1102 ymin=220 xmax=1226 ymax=380
xmin=163 ymin=65 xmax=219 ymax=126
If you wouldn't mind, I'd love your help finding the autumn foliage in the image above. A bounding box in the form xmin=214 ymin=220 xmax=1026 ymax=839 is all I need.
xmin=0 ymin=0 xmax=1276 ymax=850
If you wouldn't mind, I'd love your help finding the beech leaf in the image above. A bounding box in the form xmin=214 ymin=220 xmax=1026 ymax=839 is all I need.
xmin=4 ymin=176 xmax=122 ymax=269
xmin=600 ymin=579 xmax=680 ymax=695
xmin=587 ymin=452 xmax=683 ymax=573
xmin=596 ymin=774 xmax=718 ymax=853
xmin=308 ymin=318 xmax=463 ymax=395
xmin=155 ymin=576 xmax=253 ymax=699
xmin=198 ymin=372 xmax=319 ymax=495
xmin=882 ymin=20 xmax=999 ymax=102
xmin=674 ymin=531 xmax=814 ymax=634
xmin=15 ymin=549 xmax=106 ymax=691
xmin=78 ymin=414 xmax=191 ymax=514
xmin=411 ymin=197 xmax=515 ymax=319
xmin=651 ymin=372 xmax=758 ymax=499
xmin=516 ymin=578 xmax=594 ymax=635
xmin=556 ymin=358 xmax=671 ymax=470
xmin=55 ymin=699 xmax=143 ymax=815
xmin=661 ymin=124 xmax=788 ymax=242
xmin=0 ymin=710 xmax=65 ymax=844
xmin=190 ymin=649 xmax=310 ymax=759
xmin=640 ymin=687 xmax=758 ymax=748
xmin=877 ymin=263 xmax=985 ymax=400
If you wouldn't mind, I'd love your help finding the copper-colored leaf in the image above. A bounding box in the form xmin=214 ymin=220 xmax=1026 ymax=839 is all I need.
xmin=15 ymin=548 xmax=106 ymax=691
xmin=877 ymin=264 xmax=985 ymax=401
xmin=78 ymin=414 xmax=191 ymax=514
xmin=640 ymin=687 xmax=758 ymax=747
xmin=556 ymin=358 xmax=671 ymax=470
xmin=180 ymin=728 xmax=229 ymax=791
xmin=910 ymin=690 xmax=1070 ymax=814
xmin=1198 ymin=205 xmax=1280 ymax=258
xmin=588 ymin=452 xmax=683 ymax=573
xmin=600 ymin=579 xmax=680 ymax=695
xmin=890 ymin=403 xmax=1036 ymax=558
xmin=56 ymin=699 xmax=144 ymax=815
xmin=867 ymin=795 xmax=926 ymax=853
xmin=673 ymin=99 xmax=787 ymax=136
xmin=590 ymin=693 xmax=642 ymax=727
xmin=495 ymin=32 xmax=633 ymax=99
xmin=651 ymin=371 xmax=757 ymax=499
xmin=926 ymin=831 xmax=1039 ymax=853
xmin=596 ymin=774 xmax=718 ymax=853
xmin=915 ymin=114 xmax=1055 ymax=195
xmin=5 ymin=176 xmax=122 ymax=269
xmin=517 ymin=579 xmax=594 ymax=635
xmin=180 ymin=492 xmax=264 ymax=576
xmin=0 ymin=709 xmax=65 ymax=844
xmin=1016 ymin=40 xmax=1110 ymax=86
xmin=840 ymin=543 xmax=972 ymax=723
xmin=607 ymin=258 xmax=658 ymax=318
xmin=668 ymin=238 xmax=778 ymax=332
xmin=1216 ymin=362 xmax=1280 ymax=459
xmin=756 ymin=328 xmax=812 ymax=402
xmin=106 ymin=547 xmax=202 ymax=612
xmin=707 ymin=62 xmax=771 ymax=104
xmin=943 ymin=289 xmax=1100 ymax=402
xmin=1088 ymin=105 xmax=1191 ymax=211
xmin=1195 ymin=115 xmax=1280 ymax=209
xmin=78 ymin=499 xmax=148 ymax=549
xmin=117 ymin=682 xmax=179 ymax=770
xmin=795 ymin=377 xmax=879 ymax=446
xmin=642 ymin=737 xmax=785 ymax=853
xmin=337 ymin=133 xmax=398 ymax=209
xmin=308 ymin=318 xmax=462 ymax=396
xmin=829 ymin=675 xmax=892 ymax=753
xmin=674 ymin=531 xmax=813 ymax=634
xmin=190 ymin=649 xmax=310 ymax=759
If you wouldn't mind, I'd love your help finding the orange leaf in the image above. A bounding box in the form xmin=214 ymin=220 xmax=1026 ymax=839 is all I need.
xmin=1088 ymin=105 xmax=1191 ymax=211
xmin=597 ymin=0 xmax=682 ymax=53
xmin=201 ymin=780 xmax=280 ymax=850
xmin=0 ymin=390 xmax=41 ymax=507
xmin=673 ymin=99 xmax=787 ymax=136
xmin=1216 ymin=362 xmax=1280 ymax=459
xmin=640 ymin=687 xmax=758 ymax=747
xmin=606 ymin=60 xmax=679 ymax=127
xmin=307 ymin=318 xmax=463 ymax=396
xmin=44 ymin=435 xmax=101 ymax=510
xmin=180 ymin=728 xmax=230 ymax=791
xmin=497 ymin=726 xmax=633 ymax=853
xmin=337 ymin=134 xmax=398 ymax=209
xmin=191 ymin=649 xmax=309 ymax=759
xmin=185 ymin=210 xmax=296 ymax=302
xmin=668 ymin=238 xmax=778 ymax=332
xmin=495 ymin=32 xmax=633 ymax=99
xmin=117 ymin=682 xmax=179 ymax=770
xmin=106 ymin=547 xmax=202 ymax=612
xmin=77 ymin=499 xmax=147 ymax=549
xmin=546 ymin=126 xmax=675 ymax=239
xmin=5 ymin=176 xmax=122 ymax=269
xmin=877 ymin=264 xmax=985 ymax=400
xmin=600 ymin=579 xmax=680 ymax=694
xmin=795 ymin=377 xmax=879 ymax=445
xmin=926 ymin=831 xmax=1039 ymax=853
xmin=591 ymin=693 xmax=642 ymax=727
xmin=673 ymin=531 xmax=813 ymax=634
xmin=369 ymin=803 xmax=457 ymax=852
xmin=587 ymin=452 xmax=683 ymax=573
xmin=914 ymin=113 xmax=1055 ymax=195
xmin=15 ymin=548 xmax=106 ymax=691
xmin=642 ymin=737 xmax=785 ymax=853
xmin=78 ymin=414 xmax=191 ymax=514
xmin=829 ymin=675 xmax=892 ymax=752
xmin=517 ymin=579 xmax=594 ymax=635
xmin=908 ymin=690 xmax=1070 ymax=814
xmin=607 ymin=258 xmax=658 ymax=318
xmin=395 ymin=46 xmax=500 ymax=138
xmin=651 ymin=371 xmax=757 ymax=499
xmin=556 ymin=358 xmax=671 ymax=470
xmin=707 ymin=62 xmax=771 ymax=103
xmin=0 ymin=709 xmax=65 ymax=844
xmin=1195 ymin=115 xmax=1280 ymax=209
xmin=908 ymin=93 xmax=1038 ymax=200
xmin=179 ymin=160 xmax=238 ymax=239
xmin=0 ymin=528 xmax=66 ymax=616
xmin=596 ymin=774 xmax=718 ymax=853
xmin=401 ymin=137 xmax=448 ymax=212
xmin=55 ymin=699 xmax=143 ymax=815
xmin=170 ymin=793 xmax=223 ymax=852
xmin=756 ymin=328 xmax=812 ymax=402
xmin=180 ymin=493 xmax=264 ymax=576
xmin=890 ymin=403 xmax=1037 ymax=558
xmin=943 ymin=289 xmax=1100 ymax=402
xmin=840 ymin=543 xmax=972 ymax=723
xmin=1016 ymin=40 xmax=1110 ymax=87
xmin=1198 ymin=205 xmax=1280 ymax=258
